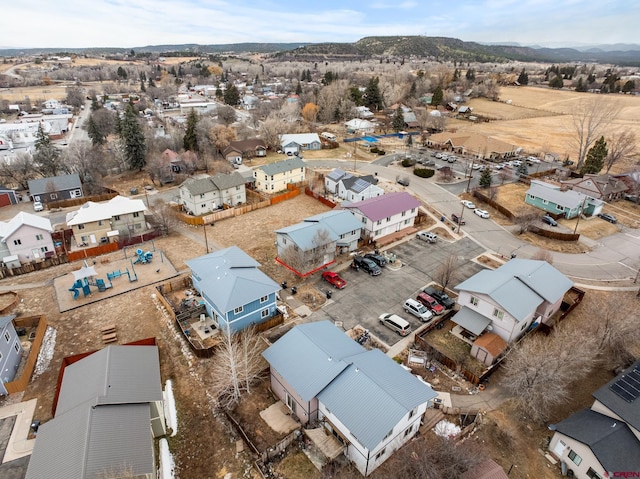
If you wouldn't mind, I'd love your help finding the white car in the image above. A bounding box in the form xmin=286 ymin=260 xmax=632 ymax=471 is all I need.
xmin=33 ymin=201 xmax=43 ymax=212
xmin=461 ymin=200 xmax=476 ymax=209
xmin=474 ymin=209 xmax=490 ymax=219
xmin=472 ymin=164 xmax=482 ymax=170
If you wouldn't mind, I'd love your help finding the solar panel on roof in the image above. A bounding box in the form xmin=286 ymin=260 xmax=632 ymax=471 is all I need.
xmin=351 ymin=179 xmax=370 ymax=193
xmin=610 ymin=366 xmax=640 ymax=403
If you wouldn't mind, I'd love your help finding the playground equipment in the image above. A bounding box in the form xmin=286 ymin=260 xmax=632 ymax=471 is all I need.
xmin=68 ymin=278 xmax=91 ymax=299
xmin=133 ymin=249 xmax=153 ymax=265
xmin=107 ymin=268 xmax=137 ymax=283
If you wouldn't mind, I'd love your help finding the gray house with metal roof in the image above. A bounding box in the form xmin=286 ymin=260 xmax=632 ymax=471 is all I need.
xmin=525 ymin=181 xmax=604 ymax=219
xmin=25 ymin=344 xmax=166 ymax=479
xmin=453 ymin=259 xmax=573 ymax=344
xmin=252 ymin=157 xmax=306 ymax=193
xmin=185 ymin=246 xmax=280 ymax=333
xmin=275 ymin=210 xmax=362 ymax=276
xmin=0 ymin=315 xmax=23 ymax=396
xmin=548 ymin=360 xmax=640 ymax=479
xmin=28 ymin=173 xmax=83 ymax=204
xmin=263 ymin=321 xmax=437 ymax=476
xmin=179 ymin=171 xmax=247 ymax=216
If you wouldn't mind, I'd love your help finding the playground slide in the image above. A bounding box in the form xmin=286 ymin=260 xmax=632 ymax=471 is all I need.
xmin=69 ymin=287 xmax=80 ymax=300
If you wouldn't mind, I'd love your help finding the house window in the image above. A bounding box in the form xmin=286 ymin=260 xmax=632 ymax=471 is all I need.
xmin=40 ymin=246 xmax=48 ymax=253
xmin=264 ymin=175 xmax=268 ymax=180
xmin=361 ymin=217 xmax=366 ymax=224
xmin=375 ymin=448 xmax=386 ymax=461
xmin=401 ymin=211 xmax=406 ymax=217
xmin=261 ymin=309 xmax=269 ymax=318
xmin=81 ymin=236 xmax=87 ymax=242
xmin=409 ymin=407 xmax=417 ymax=419
xmin=260 ymin=295 xmax=268 ymax=303
xmin=470 ymin=296 xmax=479 ymax=307
xmin=286 ymin=393 xmax=296 ymax=413
xmin=234 ymin=306 xmax=243 ymax=314
xmin=271 ymin=176 xmax=274 ymax=181
xmin=376 ymin=220 xmax=381 ymax=226
xmin=236 ymin=186 xmax=240 ymax=191
xmin=541 ymin=199 xmax=548 ymax=205
xmin=383 ymin=428 xmax=393 ymax=440
xmin=283 ymin=238 xmax=287 ymax=245
xmin=4 ymin=331 xmax=10 ymax=342
xmin=556 ymin=205 xmax=564 ymax=211
xmin=14 ymin=341 xmax=20 ymax=353
xmin=493 ymin=308 xmax=504 ymax=320
xmin=134 ymin=224 xmax=142 ymax=230
xmin=13 ymin=239 xmax=21 ymax=246
xmin=404 ymin=427 xmax=412 ymax=437
xmin=98 ymin=220 xmax=103 ymax=226
xmin=36 ymin=234 xmax=44 ymax=240
xmin=78 ymin=224 xmax=85 ymax=230
xmin=133 ymin=212 xmax=140 ymax=218
xmin=586 ymin=468 xmax=603 ymax=479
xmin=254 ymin=171 xmax=257 ymax=177
xmin=404 ymin=219 xmax=410 ymax=225
xmin=568 ymin=449 xmax=582 ymax=466
xmin=411 ymin=208 xmax=416 ymax=213
xmin=114 ymin=215 xmax=120 ymax=221
xmin=200 ymin=194 xmax=205 ymax=199
xmin=50 ymin=193 xmax=58 ymax=199
xmin=386 ymin=217 xmax=391 ymax=222
xmin=201 ymin=204 xmax=206 ymax=209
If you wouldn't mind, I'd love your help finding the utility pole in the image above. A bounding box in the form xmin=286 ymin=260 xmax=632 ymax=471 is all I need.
xmin=573 ymin=196 xmax=588 ymax=235
xmin=203 ymin=221 xmax=209 ymax=253
xmin=465 ymin=158 xmax=475 ymax=193
xmin=457 ymin=202 xmax=466 ymax=234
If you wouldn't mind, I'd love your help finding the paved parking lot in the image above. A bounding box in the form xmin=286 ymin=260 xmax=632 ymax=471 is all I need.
xmin=316 ymin=237 xmax=485 ymax=346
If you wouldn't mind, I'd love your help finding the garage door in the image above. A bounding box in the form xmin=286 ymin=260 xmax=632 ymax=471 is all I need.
xmin=0 ymin=193 xmax=11 ymax=207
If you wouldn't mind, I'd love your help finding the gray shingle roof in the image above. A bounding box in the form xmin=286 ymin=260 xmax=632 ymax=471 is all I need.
xmin=28 ymin=173 xmax=82 ymax=196
xmin=592 ymin=359 xmax=640 ymax=431
xmin=263 ymin=321 xmax=437 ymax=451
xmin=258 ymin=157 xmax=306 ymax=176
xmin=181 ymin=172 xmax=246 ymax=196
xmin=186 ymin=246 xmax=280 ymax=312
xmin=555 ymin=408 xmax=640 ymax=472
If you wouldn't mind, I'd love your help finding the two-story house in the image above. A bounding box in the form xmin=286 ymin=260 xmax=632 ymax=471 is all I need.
xmin=324 ymin=168 xmax=383 ymax=202
xmin=185 ymin=246 xmax=281 ymax=333
xmin=342 ymin=192 xmax=420 ymax=242
xmin=28 ymin=173 xmax=83 ymax=204
xmin=179 ymin=172 xmax=247 ymax=216
xmin=279 ymin=133 xmax=321 ymax=155
xmin=0 ymin=315 xmax=24 ymax=396
xmin=548 ymin=360 xmax=640 ymax=479
xmin=66 ymin=195 xmax=147 ymax=246
xmin=26 ymin=343 xmax=167 ymax=479
xmin=275 ymin=210 xmax=363 ymax=276
xmin=453 ymin=259 xmax=574 ymax=345
xmin=263 ymin=321 xmax=437 ymax=476
xmin=0 ymin=212 xmax=54 ymax=264
xmin=252 ymin=157 xmax=306 ymax=194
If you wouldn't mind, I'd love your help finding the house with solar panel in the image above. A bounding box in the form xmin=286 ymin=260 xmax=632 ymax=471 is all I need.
xmin=452 ymin=259 xmax=574 ymax=347
xmin=262 ymin=321 xmax=437 ymax=476
xmin=252 ymin=157 xmax=306 ymax=194
xmin=342 ymin=192 xmax=421 ymax=242
xmin=324 ymin=168 xmax=383 ymax=202
xmin=25 ymin=343 xmax=166 ymax=479
xmin=548 ymin=360 xmax=640 ymax=479
xmin=185 ymin=246 xmax=281 ymax=333
xmin=275 ymin=210 xmax=363 ymax=276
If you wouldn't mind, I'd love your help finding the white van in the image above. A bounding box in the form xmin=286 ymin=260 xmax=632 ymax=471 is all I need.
xmin=379 ymin=313 xmax=412 ymax=336
xmin=403 ymin=298 xmax=433 ymax=322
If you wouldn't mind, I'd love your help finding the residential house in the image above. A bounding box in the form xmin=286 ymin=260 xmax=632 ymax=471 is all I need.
xmin=525 ymin=181 xmax=604 ymax=219
xmin=345 ymin=118 xmax=376 ymax=135
xmin=252 ymin=157 xmax=306 ymax=194
xmin=66 ymin=195 xmax=147 ymax=246
xmin=25 ymin=344 xmax=167 ymax=479
xmin=185 ymin=246 xmax=280 ymax=333
xmin=222 ymin=139 xmax=267 ymax=165
xmin=279 ymin=133 xmax=321 ymax=155
xmin=342 ymin=192 xmax=420 ymax=242
xmin=354 ymin=106 xmax=374 ymax=119
xmin=388 ymin=104 xmax=419 ymax=129
xmin=43 ymin=99 xmax=61 ymax=110
xmin=548 ymin=360 xmax=640 ymax=479
xmin=561 ymin=174 xmax=629 ymax=201
xmin=0 ymin=186 xmax=18 ymax=208
xmin=0 ymin=212 xmax=54 ymax=264
xmin=452 ymin=259 xmax=574 ymax=345
xmin=337 ymin=175 xmax=383 ymax=203
xmin=28 ymin=173 xmax=83 ymax=204
xmin=426 ymin=132 xmax=518 ymax=161
xmin=0 ymin=315 xmax=24 ymax=396
xmin=263 ymin=320 xmax=437 ymax=476
xmin=275 ymin=210 xmax=363 ymax=275
xmin=241 ymin=94 xmax=259 ymax=110
xmin=179 ymin=172 xmax=247 ymax=216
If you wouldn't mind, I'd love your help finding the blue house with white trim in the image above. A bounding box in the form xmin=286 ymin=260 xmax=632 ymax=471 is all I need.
xmin=263 ymin=321 xmax=437 ymax=476
xmin=0 ymin=315 xmax=24 ymax=396
xmin=185 ymin=247 xmax=281 ymax=333
xmin=525 ymin=181 xmax=603 ymax=219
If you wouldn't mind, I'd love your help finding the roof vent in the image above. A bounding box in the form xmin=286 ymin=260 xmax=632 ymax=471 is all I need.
xmin=355 ymin=367 xmax=360 ymax=373
xmin=612 ymin=422 xmax=617 ymax=428
xmin=328 ymin=356 xmax=332 ymax=361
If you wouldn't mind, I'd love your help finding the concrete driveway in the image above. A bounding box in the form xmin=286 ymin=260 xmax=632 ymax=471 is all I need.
xmin=316 ymin=237 xmax=484 ymax=347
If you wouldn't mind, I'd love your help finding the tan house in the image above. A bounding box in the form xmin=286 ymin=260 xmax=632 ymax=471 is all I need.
xmin=252 ymin=157 xmax=306 ymax=193
xmin=222 ymin=139 xmax=267 ymax=165
xmin=426 ymin=132 xmax=518 ymax=161
xmin=66 ymin=195 xmax=147 ymax=246
xmin=561 ymin=173 xmax=628 ymax=201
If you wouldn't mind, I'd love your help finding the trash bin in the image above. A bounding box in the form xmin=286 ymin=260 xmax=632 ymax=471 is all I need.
xmin=440 ymin=215 xmax=445 ymax=222
xmin=326 ymin=290 xmax=332 ymax=299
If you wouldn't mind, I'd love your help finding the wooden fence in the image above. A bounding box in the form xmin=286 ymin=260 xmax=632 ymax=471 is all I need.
xmin=473 ymin=190 xmax=515 ymax=219
xmin=4 ymin=315 xmax=48 ymax=395
xmin=529 ymin=225 xmax=580 ymax=242
xmin=304 ymin=187 xmax=337 ymax=208
xmin=175 ymin=197 xmax=272 ymax=226
xmin=67 ymin=242 xmax=119 ymax=262
xmin=46 ymin=189 xmax=119 ymax=210
xmin=270 ymin=186 xmax=300 ymax=205
xmin=0 ymin=292 xmax=19 ymax=314
xmin=0 ymin=255 xmax=69 ymax=280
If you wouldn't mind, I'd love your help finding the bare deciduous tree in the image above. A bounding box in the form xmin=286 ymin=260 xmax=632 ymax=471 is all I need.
xmin=531 ymin=248 xmax=554 ymax=264
xmin=605 ymin=129 xmax=636 ymax=173
xmin=149 ymin=198 xmax=178 ymax=235
xmin=434 ymin=254 xmax=460 ymax=293
xmin=514 ymin=212 xmax=539 ymax=235
xmin=279 ymin=228 xmax=332 ymax=276
xmin=0 ymin=151 xmax=36 ymax=190
xmin=570 ymin=98 xmax=621 ymax=169
xmin=208 ymin=124 xmax=236 ymax=158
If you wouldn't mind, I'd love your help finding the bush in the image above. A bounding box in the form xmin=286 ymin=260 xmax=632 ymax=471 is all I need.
xmin=414 ymin=168 xmax=435 ymax=178
xmin=370 ymin=147 xmax=379 ymax=153
xmin=377 ymin=150 xmax=386 ymax=155
xmin=401 ymin=158 xmax=416 ymax=167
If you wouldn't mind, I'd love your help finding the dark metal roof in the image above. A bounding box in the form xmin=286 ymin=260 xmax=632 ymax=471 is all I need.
xmin=28 ymin=173 xmax=82 ymax=196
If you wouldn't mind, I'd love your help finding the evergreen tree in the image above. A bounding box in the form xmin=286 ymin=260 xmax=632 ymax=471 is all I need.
xmin=479 ymin=167 xmax=493 ymax=188
xmin=453 ymin=69 xmax=460 ymax=81
xmin=516 ymin=162 xmax=528 ymax=177
xmin=223 ymin=84 xmax=240 ymax=106
xmin=363 ymin=77 xmax=382 ymax=111
xmin=183 ymin=109 xmax=199 ymax=153
xmin=90 ymin=95 xmax=101 ymax=112
xmin=119 ymin=103 xmax=147 ymax=171
xmin=140 ymin=79 xmax=146 ymax=92
xmin=148 ymin=77 xmax=156 ymax=88
xmin=35 ymin=122 xmax=52 ymax=151
xmin=409 ymin=81 xmax=417 ymax=98
xmin=575 ymin=77 xmax=587 ymax=92
xmin=350 ymin=86 xmax=363 ymax=106
xmin=622 ymin=80 xmax=635 ymax=93
xmin=465 ymin=69 xmax=475 ymax=81
xmin=215 ymin=87 xmax=223 ymax=99
xmin=517 ymin=68 xmax=529 ymax=85
xmin=116 ymin=66 xmax=127 ymax=80
xmin=431 ymin=86 xmax=444 ymax=106
xmin=587 ymin=73 xmax=596 ymax=84
xmin=581 ymin=136 xmax=607 ymax=174
xmin=295 ymin=81 xmax=302 ymax=95
xmin=34 ymin=123 xmax=62 ymax=176
xmin=87 ymin=115 xmax=106 ymax=146
xmin=549 ymin=75 xmax=564 ymax=89
xmin=392 ymin=107 xmax=405 ymax=132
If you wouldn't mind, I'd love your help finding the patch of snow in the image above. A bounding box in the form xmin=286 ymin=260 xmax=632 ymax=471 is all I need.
xmin=433 ymin=419 xmax=461 ymax=439
xmin=158 ymin=438 xmax=175 ymax=479
xmin=32 ymin=326 xmax=57 ymax=379
xmin=164 ymin=379 xmax=178 ymax=437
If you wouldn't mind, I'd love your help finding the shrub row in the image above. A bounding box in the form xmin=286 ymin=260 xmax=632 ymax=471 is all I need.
xmin=413 ymin=168 xmax=435 ymax=178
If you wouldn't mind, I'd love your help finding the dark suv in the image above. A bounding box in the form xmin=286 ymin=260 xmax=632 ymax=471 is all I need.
xmin=423 ymin=286 xmax=456 ymax=309
xmin=364 ymin=253 xmax=386 ymax=267
xmin=352 ymin=256 xmax=381 ymax=276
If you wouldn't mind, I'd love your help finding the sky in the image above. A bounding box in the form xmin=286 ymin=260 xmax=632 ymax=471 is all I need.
xmin=2 ymin=0 xmax=638 ymax=50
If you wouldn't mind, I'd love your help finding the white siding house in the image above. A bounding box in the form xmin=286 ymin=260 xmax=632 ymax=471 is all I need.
xmin=253 ymin=157 xmax=306 ymax=194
